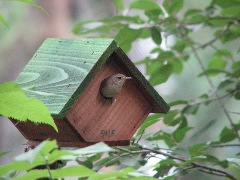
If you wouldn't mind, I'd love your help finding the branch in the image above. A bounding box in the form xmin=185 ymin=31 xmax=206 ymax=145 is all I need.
xmin=189 ymin=91 xmax=235 ymax=106
xmin=197 ymin=22 xmax=232 ymax=49
xmin=40 ymin=151 xmax=53 ymax=180
xmin=139 ymin=146 xmax=238 ymax=180
xmin=227 ymin=111 xmax=240 ymax=115
xmin=183 ymin=35 xmax=240 ymax=142
xmin=96 ymin=148 xmax=150 ymax=171
xmin=211 ymin=144 xmax=240 ymax=148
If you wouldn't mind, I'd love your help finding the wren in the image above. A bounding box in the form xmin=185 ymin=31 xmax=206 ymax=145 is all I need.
xmin=100 ymin=74 xmax=132 ymax=102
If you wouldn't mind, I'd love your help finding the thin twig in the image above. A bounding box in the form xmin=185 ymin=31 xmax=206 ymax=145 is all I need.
xmin=227 ymin=111 xmax=240 ymax=115
xmin=96 ymin=148 xmax=150 ymax=171
xmin=197 ymin=22 xmax=232 ymax=49
xmin=140 ymin=146 xmax=237 ymax=180
xmin=185 ymin=36 xmax=240 ymax=142
xmin=116 ymin=147 xmax=149 ymax=154
xmin=40 ymin=151 xmax=53 ymax=180
xmin=211 ymin=144 xmax=240 ymax=148
xmin=136 ymin=133 xmax=144 ymax=144
xmin=189 ymin=91 xmax=235 ymax=106
xmin=208 ymin=16 xmax=240 ymax=22
xmin=199 ymin=168 xmax=234 ymax=179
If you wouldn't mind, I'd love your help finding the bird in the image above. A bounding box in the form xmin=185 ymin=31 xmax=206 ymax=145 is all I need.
xmin=100 ymin=73 xmax=132 ymax=102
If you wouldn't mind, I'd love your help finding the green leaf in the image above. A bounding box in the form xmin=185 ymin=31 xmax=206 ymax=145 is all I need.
xmin=218 ymin=79 xmax=235 ymax=90
xmin=163 ymin=0 xmax=184 ymax=13
xmin=0 ymin=14 xmax=9 ymax=28
xmin=0 ymin=82 xmax=58 ymax=132
xmin=207 ymin=19 xmax=231 ymax=27
xmin=168 ymin=100 xmax=188 ymax=107
xmin=162 ymin=110 xmax=179 ymax=126
xmin=219 ymin=127 xmax=237 ymax=143
xmin=145 ymin=9 xmax=163 ymax=21
xmin=115 ymin=27 xmax=143 ymax=52
xmin=72 ymin=142 xmax=114 ymax=155
xmin=216 ymin=49 xmax=233 ymax=57
xmin=113 ymin=0 xmax=124 ymax=11
xmin=185 ymin=14 xmax=206 ymax=24
xmin=150 ymin=27 xmax=162 ymax=45
xmin=154 ymin=159 xmax=177 ymax=177
xmin=217 ymin=25 xmax=240 ymax=43
xmin=203 ymin=155 xmax=229 ymax=168
xmin=13 ymin=166 xmax=96 ymax=180
xmin=92 ymin=167 xmax=135 ymax=180
xmin=149 ymin=63 xmax=173 ymax=85
xmin=172 ymin=60 xmax=183 ymax=74
xmin=232 ymin=61 xmax=240 ymax=71
xmin=198 ymin=69 xmax=230 ymax=77
xmin=222 ymin=6 xmax=240 ymax=17
xmin=93 ymin=156 xmax=119 ymax=171
xmin=188 ymin=143 xmax=207 ymax=157
xmin=182 ymin=104 xmax=199 ymax=115
xmin=234 ymin=92 xmax=240 ymax=100
xmin=148 ymin=132 xmax=175 ymax=147
xmin=140 ymin=28 xmax=151 ymax=39
xmin=72 ymin=20 xmax=95 ymax=35
xmin=184 ymin=9 xmax=203 ymax=17
xmin=104 ymin=15 xmax=145 ymax=24
xmin=192 ymin=119 xmax=217 ymax=139
xmin=137 ymin=114 xmax=161 ymax=135
xmin=235 ymin=82 xmax=240 ymax=91
xmin=208 ymin=56 xmax=227 ymax=70
xmin=5 ymin=0 xmax=48 ymax=15
xmin=14 ymin=140 xmax=57 ymax=163
xmin=120 ymin=154 xmax=141 ymax=166
xmin=130 ymin=0 xmax=161 ymax=11
xmin=77 ymin=160 xmax=93 ymax=169
xmin=173 ymin=40 xmax=188 ymax=53
xmin=181 ymin=156 xmax=207 ymax=167
xmin=173 ymin=127 xmax=192 ymax=142
xmin=211 ymin=0 xmax=240 ymax=8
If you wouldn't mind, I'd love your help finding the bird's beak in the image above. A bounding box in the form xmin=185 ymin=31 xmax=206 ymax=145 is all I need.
xmin=125 ymin=76 xmax=132 ymax=80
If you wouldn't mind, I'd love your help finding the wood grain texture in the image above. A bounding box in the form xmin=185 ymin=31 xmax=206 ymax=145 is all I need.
xmin=66 ymin=54 xmax=153 ymax=142
xmin=115 ymin=48 xmax=170 ymax=113
xmin=16 ymin=38 xmax=117 ymax=118
xmin=10 ymin=118 xmax=84 ymax=142
xmin=27 ymin=140 xmax=130 ymax=148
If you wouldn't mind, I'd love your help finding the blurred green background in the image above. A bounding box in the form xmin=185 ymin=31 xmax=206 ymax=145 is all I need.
xmin=0 ymin=1 xmax=239 ymax=179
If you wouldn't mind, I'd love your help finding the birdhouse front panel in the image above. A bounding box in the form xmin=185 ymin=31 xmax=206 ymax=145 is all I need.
xmin=66 ymin=54 xmax=153 ymax=142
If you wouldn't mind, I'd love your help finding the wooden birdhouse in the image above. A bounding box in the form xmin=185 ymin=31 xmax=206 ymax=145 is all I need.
xmin=11 ymin=38 xmax=169 ymax=147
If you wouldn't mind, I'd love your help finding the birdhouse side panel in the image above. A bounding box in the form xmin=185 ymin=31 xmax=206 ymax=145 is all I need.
xmin=9 ymin=118 xmax=84 ymax=142
xmin=66 ymin=54 xmax=153 ymax=143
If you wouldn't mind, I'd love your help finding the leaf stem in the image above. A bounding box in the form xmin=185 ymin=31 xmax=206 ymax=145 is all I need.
xmin=196 ymin=22 xmax=232 ymax=49
xmin=40 ymin=151 xmax=53 ymax=180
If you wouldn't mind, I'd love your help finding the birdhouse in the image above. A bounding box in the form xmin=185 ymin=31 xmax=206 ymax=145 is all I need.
xmin=10 ymin=38 xmax=169 ymax=148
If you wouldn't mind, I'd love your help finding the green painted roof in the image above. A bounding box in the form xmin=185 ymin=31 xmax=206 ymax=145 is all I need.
xmin=16 ymin=38 xmax=169 ymax=118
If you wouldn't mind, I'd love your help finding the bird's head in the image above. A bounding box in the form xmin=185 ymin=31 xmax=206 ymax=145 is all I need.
xmin=111 ymin=74 xmax=132 ymax=86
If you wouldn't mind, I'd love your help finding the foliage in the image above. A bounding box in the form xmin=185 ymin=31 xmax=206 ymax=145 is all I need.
xmin=0 ymin=0 xmax=46 ymax=28
xmin=1 ymin=0 xmax=240 ymax=180
xmin=0 ymin=140 xmax=155 ymax=180
xmin=0 ymin=82 xmax=58 ymax=131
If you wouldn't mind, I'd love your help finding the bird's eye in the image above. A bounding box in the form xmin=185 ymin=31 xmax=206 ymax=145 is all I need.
xmin=117 ymin=76 xmax=122 ymax=79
